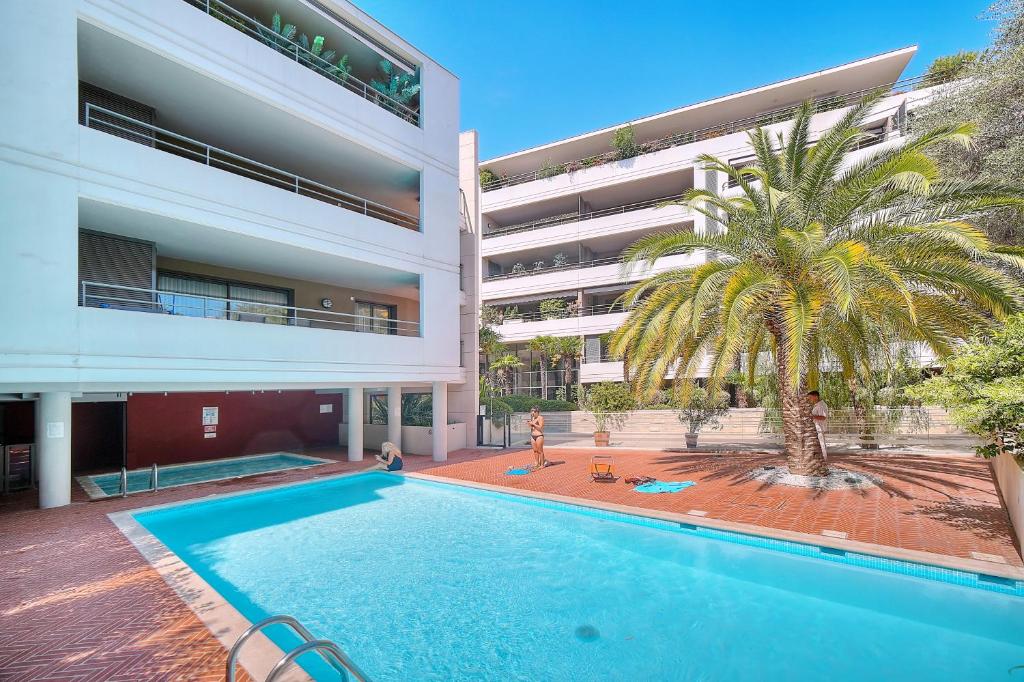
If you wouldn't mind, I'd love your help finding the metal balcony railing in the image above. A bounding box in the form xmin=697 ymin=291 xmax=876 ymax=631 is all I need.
xmin=82 ymin=104 xmax=419 ymax=231
xmin=496 ymin=302 xmax=632 ymax=323
xmin=481 ymin=72 xmax=953 ymax=192
xmin=484 ymin=195 xmax=688 ymax=238
xmin=81 ymin=281 xmax=421 ymax=337
xmin=184 ymin=0 xmax=420 ymax=126
xmin=484 ymin=254 xmax=626 ymax=282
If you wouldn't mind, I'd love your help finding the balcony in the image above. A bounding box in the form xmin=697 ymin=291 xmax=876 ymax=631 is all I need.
xmin=81 ymin=282 xmax=420 ymax=337
xmin=484 ymin=193 xmax=685 ymax=238
xmin=82 ymin=103 xmax=419 ymax=231
xmin=183 ymin=0 xmax=421 ymax=126
xmin=482 ymin=252 xmax=702 ymax=300
xmin=480 ymin=72 xmax=952 ymax=193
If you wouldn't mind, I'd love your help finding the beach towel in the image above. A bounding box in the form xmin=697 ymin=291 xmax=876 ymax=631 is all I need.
xmin=634 ymin=481 xmax=696 ymax=494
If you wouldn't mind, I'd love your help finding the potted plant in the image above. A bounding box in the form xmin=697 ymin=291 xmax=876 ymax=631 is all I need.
xmin=581 ymin=382 xmax=635 ymax=446
xmin=503 ymin=305 xmax=523 ymax=323
xmin=676 ymin=384 xmax=730 ymax=448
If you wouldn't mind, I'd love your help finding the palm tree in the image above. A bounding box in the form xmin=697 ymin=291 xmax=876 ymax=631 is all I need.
xmin=527 ymin=335 xmax=562 ymax=400
xmin=489 ymin=354 xmax=524 ymax=396
xmin=557 ymin=336 xmax=583 ymax=400
xmin=610 ymin=96 xmax=1024 ymax=475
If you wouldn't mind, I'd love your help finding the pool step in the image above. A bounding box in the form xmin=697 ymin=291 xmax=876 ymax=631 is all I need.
xmin=226 ymin=614 xmax=371 ymax=682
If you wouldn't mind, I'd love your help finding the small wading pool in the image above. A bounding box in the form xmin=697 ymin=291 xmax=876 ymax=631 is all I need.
xmin=128 ymin=472 xmax=1024 ymax=681
xmin=78 ymin=452 xmax=332 ymax=498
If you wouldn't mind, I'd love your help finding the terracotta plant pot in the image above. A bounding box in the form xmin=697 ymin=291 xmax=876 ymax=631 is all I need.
xmin=594 ymin=431 xmax=610 ymax=447
xmin=685 ymin=433 xmax=699 ymax=449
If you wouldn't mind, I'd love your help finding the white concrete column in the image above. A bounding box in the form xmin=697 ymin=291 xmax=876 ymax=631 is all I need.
xmin=347 ymin=388 xmax=363 ymax=461
xmin=36 ymin=392 xmax=72 ymax=508
xmin=431 ymin=382 xmax=448 ymax=462
xmin=387 ymin=386 xmax=402 ymax=450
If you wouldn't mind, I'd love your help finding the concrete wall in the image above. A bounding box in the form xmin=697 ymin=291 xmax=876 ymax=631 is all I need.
xmin=992 ymin=452 xmax=1024 ymax=553
xmin=339 ymin=422 xmax=467 ymax=456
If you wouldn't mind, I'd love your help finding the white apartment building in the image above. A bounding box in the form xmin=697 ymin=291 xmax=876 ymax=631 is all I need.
xmin=0 ymin=0 xmax=477 ymax=507
xmin=475 ymin=47 xmax=942 ymax=399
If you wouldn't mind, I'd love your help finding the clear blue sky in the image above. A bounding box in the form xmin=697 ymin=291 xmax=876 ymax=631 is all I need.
xmin=355 ymin=0 xmax=995 ymax=160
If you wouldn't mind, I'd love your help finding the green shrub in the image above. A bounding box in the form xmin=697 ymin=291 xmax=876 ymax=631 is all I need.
xmin=908 ymin=315 xmax=1024 ymax=458
xmin=479 ymin=167 xmax=498 ymax=186
xmin=611 ymin=124 xmax=641 ymax=160
xmin=538 ymin=159 xmax=567 ymax=179
xmin=539 ymin=298 xmax=568 ymax=320
xmin=504 ymin=395 xmax=578 ymax=412
xmin=581 ymin=382 xmax=636 ymax=432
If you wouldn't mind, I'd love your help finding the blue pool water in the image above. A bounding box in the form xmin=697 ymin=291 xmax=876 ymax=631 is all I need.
xmin=87 ymin=453 xmax=327 ymax=496
xmin=134 ymin=473 xmax=1024 ymax=681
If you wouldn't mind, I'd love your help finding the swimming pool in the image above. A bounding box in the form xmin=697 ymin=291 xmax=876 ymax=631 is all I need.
xmin=132 ymin=472 xmax=1024 ymax=681
xmin=79 ymin=452 xmax=332 ymax=498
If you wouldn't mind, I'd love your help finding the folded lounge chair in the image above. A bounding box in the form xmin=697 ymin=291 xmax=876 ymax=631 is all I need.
xmin=590 ymin=455 xmax=615 ymax=481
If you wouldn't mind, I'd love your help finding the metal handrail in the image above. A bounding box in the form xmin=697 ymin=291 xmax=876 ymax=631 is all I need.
xmin=150 ymin=463 xmax=159 ymax=492
xmin=484 ymin=254 xmax=627 ymax=282
xmin=82 ymin=104 xmax=420 ymax=231
xmin=119 ymin=467 xmax=128 ymax=498
xmin=459 ymin=187 xmax=474 ymax=235
xmin=225 ymin=614 xmax=370 ymax=682
xmin=481 ymin=72 xmax=954 ymax=192
xmin=484 ymin=194 xmax=688 ymax=238
xmin=185 ymin=0 xmax=420 ymax=126
xmin=81 ymin=281 xmax=421 ymax=337
xmin=494 ymin=302 xmax=632 ymax=323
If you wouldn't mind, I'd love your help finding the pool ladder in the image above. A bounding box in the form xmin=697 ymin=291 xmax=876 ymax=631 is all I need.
xmin=117 ymin=463 xmax=160 ymax=498
xmin=225 ymin=614 xmax=371 ymax=682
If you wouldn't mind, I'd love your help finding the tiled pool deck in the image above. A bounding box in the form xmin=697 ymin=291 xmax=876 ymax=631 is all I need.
xmin=0 ymin=446 xmax=1020 ymax=680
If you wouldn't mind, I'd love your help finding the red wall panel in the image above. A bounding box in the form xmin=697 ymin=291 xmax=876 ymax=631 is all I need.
xmin=126 ymin=391 xmax=343 ymax=468
xmin=72 ymin=402 xmax=124 ymax=473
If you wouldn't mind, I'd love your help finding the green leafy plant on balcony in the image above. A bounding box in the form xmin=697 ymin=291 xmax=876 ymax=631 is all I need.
xmin=259 ymin=12 xmax=297 ymax=53
xmin=297 ymin=34 xmax=351 ymax=81
xmin=539 ymin=298 xmax=568 ymax=320
xmin=371 ymin=60 xmax=421 ymax=108
xmin=257 ymin=13 xmax=351 ymax=82
xmin=611 ymin=124 xmax=642 ymax=160
xmin=479 ymin=167 xmax=498 ymax=186
xmin=538 ymin=159 xmax=567 ymax=179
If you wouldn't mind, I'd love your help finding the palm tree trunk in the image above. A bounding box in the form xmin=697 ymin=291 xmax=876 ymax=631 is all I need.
xmin=538 ymin=355 xmax=547 ymax=400
xmin=771 ymin=330 xmax=828 ymax=476
xmin=847 ymin=377 xmax=877 ymax=449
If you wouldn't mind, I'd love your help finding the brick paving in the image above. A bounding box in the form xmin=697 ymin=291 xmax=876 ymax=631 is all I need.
xmin=425 ymin=447 xmax=1023 ymax=567
xmin=0 ymin=445 xmax=1020 ymax=680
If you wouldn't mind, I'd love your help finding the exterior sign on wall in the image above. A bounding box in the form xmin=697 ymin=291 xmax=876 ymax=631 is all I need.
xmin=202 ymin=406 xmax=218 ymax=438
xmin=320 ymin=404 xmax=333 ymax=414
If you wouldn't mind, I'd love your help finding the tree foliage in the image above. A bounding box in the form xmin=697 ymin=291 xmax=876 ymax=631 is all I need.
xmin=581 ymin=382 xmax=636 ymax=433
xmin=908 ymin=315 xmax=1024 ymax=458
xmin=675 ymin=383 xmax=730 ymax=434
xmin=610 ymin=94 xmax=1024 ymax=474
xmin=912 ymin=1 xmax=1024 ymax=244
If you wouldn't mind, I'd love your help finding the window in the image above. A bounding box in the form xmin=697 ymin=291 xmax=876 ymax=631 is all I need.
xmin=157 ymin=272 xmax=291 ymax=324
xmin=366 ymin=393 xmax=388 ymax=425
xmin=354 ymin=301 xmax=398 ymax=335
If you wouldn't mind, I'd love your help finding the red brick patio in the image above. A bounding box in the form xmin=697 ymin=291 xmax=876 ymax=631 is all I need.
xmin=0 ymin=446 xmax=1019 ymax=680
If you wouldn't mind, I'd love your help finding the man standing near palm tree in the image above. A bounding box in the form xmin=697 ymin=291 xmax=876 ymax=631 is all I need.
xmin=807 ymin=391 xmax=829 ymax=461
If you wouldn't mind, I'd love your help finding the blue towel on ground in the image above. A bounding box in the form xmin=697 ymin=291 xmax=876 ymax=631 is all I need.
xmin=506 ymin=467 xmax=532 ymax=476
xmin=634 ymin=481 xmax=696 ymax=494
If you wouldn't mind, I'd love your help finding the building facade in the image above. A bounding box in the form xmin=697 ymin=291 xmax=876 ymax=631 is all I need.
xmin=475 ymin=47 xmax=941 ymax=399
xmin=0 ymin=0 xmax=476 ymax=507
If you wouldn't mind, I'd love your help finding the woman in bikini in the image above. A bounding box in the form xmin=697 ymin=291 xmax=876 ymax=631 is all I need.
xmin=526 ymin=406 xmax=547 ymax=468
